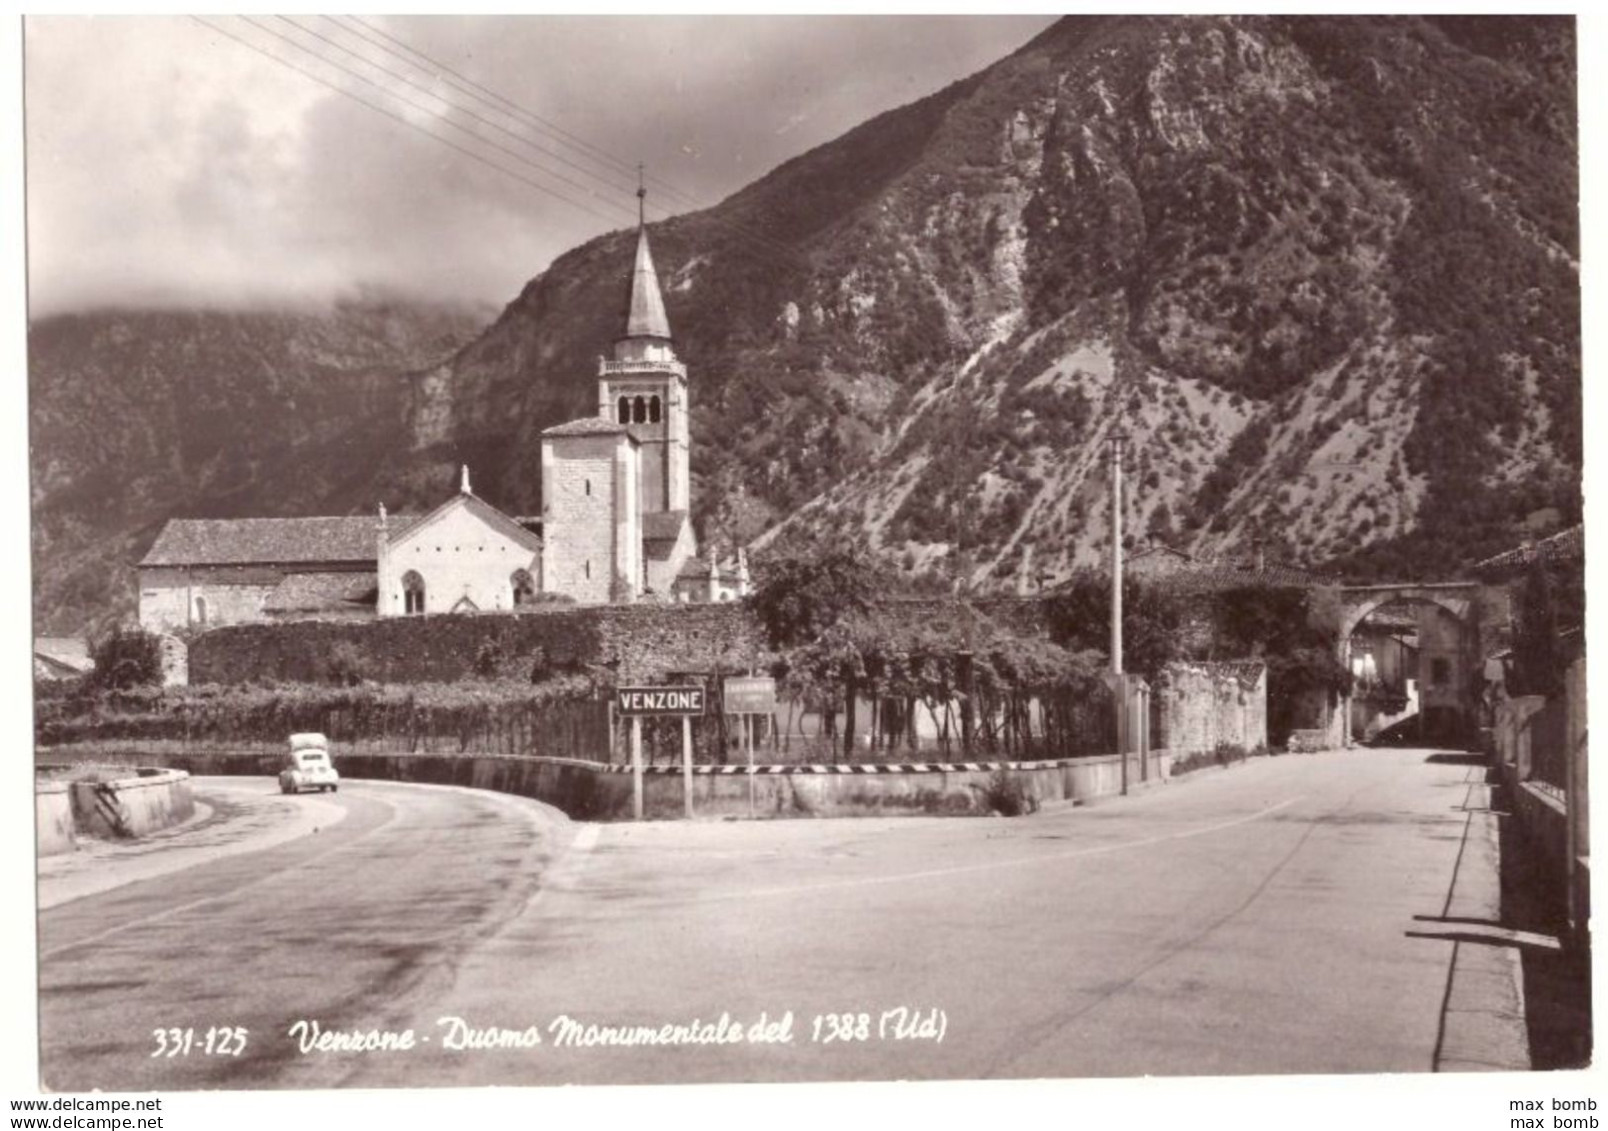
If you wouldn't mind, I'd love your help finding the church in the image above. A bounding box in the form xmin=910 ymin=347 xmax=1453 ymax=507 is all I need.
xmin=137 ymin=217 xmax=749 ymax=635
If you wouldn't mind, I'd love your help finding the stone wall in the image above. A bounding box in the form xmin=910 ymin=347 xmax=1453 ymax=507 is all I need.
xmin=1153 ymin=661 xmax=1268 ymax=754
xmin=541 ymin=433 xmax=638 ymax=603
xmin=36 ymin=781 xmax=76 ymax=856
xmin=139 ymin=565 xmax=285 ymax=634
xmin=188 ymin=601 xmax=766 ymax=686
xmin=47 ymin=748 xmax=1179 ymax=822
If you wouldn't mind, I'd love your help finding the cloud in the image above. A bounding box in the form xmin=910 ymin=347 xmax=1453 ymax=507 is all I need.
xmin=24 ymin=15 xmax=1054 ymax=317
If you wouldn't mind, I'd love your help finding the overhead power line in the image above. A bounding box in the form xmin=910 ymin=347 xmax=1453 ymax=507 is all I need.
xmin=334 ymin=15 xmax=650 ymax=200
xmin=239 ymin=15 xmax=638 ymax=224
xmin=189 ymin=16 xmax=626 ymax=227
xmin=341 ymin=15 xmax=811 ymax=270
xmin=191 ymin=15 xmax=812 ymax=275
xmin=343 ymin=15 xmax=696 ymax=210
xmin=281 ymin=15 xmax=642 ymax=204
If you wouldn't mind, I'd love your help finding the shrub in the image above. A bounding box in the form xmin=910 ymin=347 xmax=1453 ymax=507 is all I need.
xmin=977 ymin=768 xmax=1038 ymax=816
xmin=88 ymin=627 xmax=163 ymax=690
xmin=325 ymin=641 xmax=367 ymax=687
xmin=473 ymin=637 xmax=508 ymax=680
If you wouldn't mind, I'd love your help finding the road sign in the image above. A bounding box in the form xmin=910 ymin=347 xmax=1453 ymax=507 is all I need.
xmin=616 ymin=685 xmax=706 ymax=717
xmin=722 ymin=676 xmax=776 ymax=715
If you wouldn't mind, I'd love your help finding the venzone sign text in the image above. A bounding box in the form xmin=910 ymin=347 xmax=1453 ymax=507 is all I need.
xmin=615 ymin=686 xmax=706 ymax=717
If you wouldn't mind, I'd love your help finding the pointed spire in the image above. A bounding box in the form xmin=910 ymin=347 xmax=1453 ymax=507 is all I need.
xmin=623 ymin=179 xmax=672 ymax=342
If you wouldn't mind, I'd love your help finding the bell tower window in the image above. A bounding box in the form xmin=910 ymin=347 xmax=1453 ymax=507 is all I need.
xmin=649 ymin=395 xmax=662 ymax=423
xmin=632 ymin=396 xmax=646 ymax=424
xmin=617 ymin=396 xmax=629 ymax=423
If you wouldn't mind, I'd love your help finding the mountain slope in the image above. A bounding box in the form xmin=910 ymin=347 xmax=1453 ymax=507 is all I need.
xmin=29 ymin=300 xmax=492 ymax=635
xmin=30 ymin=16 xmax=1579 ymax=634
xmin=425 ymin=14 xmax=1579 ymax=586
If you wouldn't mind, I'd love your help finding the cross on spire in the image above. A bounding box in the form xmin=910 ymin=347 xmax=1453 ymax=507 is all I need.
xmin=637 ymin=163 xmax=646 ymax=227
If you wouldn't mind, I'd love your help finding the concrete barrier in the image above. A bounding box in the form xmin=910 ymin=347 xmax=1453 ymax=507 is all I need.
xmin=65 ymin=769 xmax=196 ymax=839
xmin=37 ymin=781 xmax=76 ymax=856
xmin=39 ymin=748 xmax=1177 ymax=821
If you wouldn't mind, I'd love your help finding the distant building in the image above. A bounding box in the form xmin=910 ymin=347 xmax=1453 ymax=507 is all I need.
xmin=136 ymin=211 xmax=746 ymax=634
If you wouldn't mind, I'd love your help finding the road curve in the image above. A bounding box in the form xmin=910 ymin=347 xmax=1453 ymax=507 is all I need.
xmin=38 ymin=777 xmax=572 ymax=1092
xmin=37 ymin=749 xmax=1513 ymax=1090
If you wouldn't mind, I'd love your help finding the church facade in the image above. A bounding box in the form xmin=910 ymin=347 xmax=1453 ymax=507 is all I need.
xmin=137 ymin=220 xmax=748 ymax=635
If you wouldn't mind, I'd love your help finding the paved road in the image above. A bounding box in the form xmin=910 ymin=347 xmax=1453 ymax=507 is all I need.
xmin=37 ymin=750 xmax=1521 ymax=1089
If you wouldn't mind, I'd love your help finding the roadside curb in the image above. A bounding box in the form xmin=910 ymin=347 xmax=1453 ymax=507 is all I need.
xmin=1436 ymin=776 xmax=1532 ymax=1072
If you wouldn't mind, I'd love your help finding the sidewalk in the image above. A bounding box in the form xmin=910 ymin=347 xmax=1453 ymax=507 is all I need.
xmin=1432 ymin=775 xmax=1536 ymax=1071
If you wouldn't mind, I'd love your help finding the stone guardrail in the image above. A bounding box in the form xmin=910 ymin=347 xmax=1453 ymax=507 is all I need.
xmin=38 ymin=748 xmax=1178 ymax=822
xmin=35 ymin=768 xmax=196 ymax=854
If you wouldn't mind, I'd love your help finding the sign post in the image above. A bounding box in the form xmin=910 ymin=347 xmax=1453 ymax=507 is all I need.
xmin=682 ymin=715 xmax=693 ymax=820
xmin=614 ymin=685 xmax=707 ymax=821
xmin=723 ymin=676 xmax=777 ymax=821
xmin=630 ymin=716 xmax=644 ymax=820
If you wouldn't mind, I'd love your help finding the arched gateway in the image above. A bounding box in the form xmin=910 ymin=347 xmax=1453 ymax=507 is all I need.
xmin=1337 ymin=582 xmax=1489 ymax=747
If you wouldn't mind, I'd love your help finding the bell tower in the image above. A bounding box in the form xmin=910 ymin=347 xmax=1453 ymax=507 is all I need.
xmin=597 ymin=182 xmax=689 ymax=515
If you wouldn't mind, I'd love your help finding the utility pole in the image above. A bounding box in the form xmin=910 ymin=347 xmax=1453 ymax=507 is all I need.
xmin=1109 ymin=430 xmax=1128 ymax=796
xmin=1110 ymin=430 xmax=1125 ymax=677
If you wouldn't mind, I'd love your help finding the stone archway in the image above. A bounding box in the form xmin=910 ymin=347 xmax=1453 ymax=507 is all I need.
xmin=1338 ymin=583 xmax=1484 ymax=748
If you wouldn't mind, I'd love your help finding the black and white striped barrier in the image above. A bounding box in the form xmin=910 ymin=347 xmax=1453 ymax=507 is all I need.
xmin=592 ymin=758 xmax=1094 ymax=776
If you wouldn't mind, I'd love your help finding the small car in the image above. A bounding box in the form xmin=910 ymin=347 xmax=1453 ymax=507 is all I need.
xmin=279 ymin=743 xmax=340 ymax=794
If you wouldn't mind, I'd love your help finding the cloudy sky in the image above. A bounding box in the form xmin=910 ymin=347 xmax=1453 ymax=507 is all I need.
xmin=23 ymin=15 xmax=1055 ymax=317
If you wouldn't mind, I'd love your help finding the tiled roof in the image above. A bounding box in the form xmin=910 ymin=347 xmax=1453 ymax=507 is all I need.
xmin=542 ymin=416 xmax=630 ymax=438
xmin=1472 ymin=525 xmax=1584 ymax=577
xmin=643 ymin=510 xmax=688 ymax=543
xmin=263 ymin=571 xmax=377 ymax=613
xmin=386 ymin=493 xmax=543 ymax=553
xmin=34 ymin=637 xmax=93 ymax=673
xmin=140 ymin=517 xmax=381 ymax=567
xmin=675 ymin=556 xmax=741 ymax=582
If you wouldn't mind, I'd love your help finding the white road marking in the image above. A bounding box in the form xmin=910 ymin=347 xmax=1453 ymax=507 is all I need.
xmin=520 ymin=823 xmax=599 ymax=915
xmin=728 ymin=796 xmax=1306 ymax=900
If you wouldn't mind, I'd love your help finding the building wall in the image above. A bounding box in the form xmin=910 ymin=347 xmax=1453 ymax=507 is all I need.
xmin=138 ymin=566 xmax=285 ymax=633
xmin=645 ymin=519 xmax=696 ymax=598
xmin=542 ymin=434 xmax=636 ymax=604
xmin=1416 ymin=603 xmax=1469 ymax=716
xmin=1153 ymin=662 xmax=1268 ymax=754
xmin=378 ymin=501 xmax=540 ymax=616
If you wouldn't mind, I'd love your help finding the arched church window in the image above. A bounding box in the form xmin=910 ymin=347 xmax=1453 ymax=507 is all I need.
xmin=402 ymin=570 xmax=426 ymax=615
xmin=633 ymin=396 xmax=646 ymax=424
xmin=618 ymin=396 xmax=629 ymax=424
xmin=649 ymin=395 xmax=662 ymax=423
xmin=194 ymin=595 xmax=208 ymax=625
xmin=511 ymin=569 xmax=535 ymax=607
